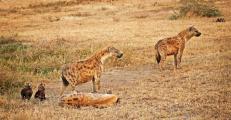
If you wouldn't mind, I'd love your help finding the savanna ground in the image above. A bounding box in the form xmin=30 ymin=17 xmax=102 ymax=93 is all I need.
xmin=0 ymin=0 xmax=230 ymax=119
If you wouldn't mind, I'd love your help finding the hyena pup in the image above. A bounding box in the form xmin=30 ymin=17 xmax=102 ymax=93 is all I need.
xmin=34 ymin=83 xmax=46 ymax=101
xmin=21 ymin=83 xmax=33 ymax=100
xmin=60 ymin=46 xmax=123 ymax=95
xmin=155 ymin=26 xmax=201 ymax=70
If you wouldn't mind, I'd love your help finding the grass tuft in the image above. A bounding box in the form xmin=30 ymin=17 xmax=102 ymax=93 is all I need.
xmin=0 ymin=70 xmax=24 ymax=96
xmin=169 ymin=0 xmax=221 ymax=20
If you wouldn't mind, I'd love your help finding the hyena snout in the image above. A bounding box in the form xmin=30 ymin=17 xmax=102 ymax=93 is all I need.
xmin=116 ymin=52 xmax=123 ymax=58
xmin=108 ymin=47 xmax=123 ymax=58
xmin=189 ymin=26 xmax=201 ymax=37
xmin=195 ymin=31 xmax=201 ymax=37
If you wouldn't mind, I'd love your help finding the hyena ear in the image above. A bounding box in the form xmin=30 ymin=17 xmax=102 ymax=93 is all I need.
xmin=107 ymin=46 xmax=114 ymax=52
xmin=41 ymin=82 xmax=45 ymax=87
xmin=189 ymin=25 xmax=194 ymax=31
xmin=26 ymin=82 xmax=31 ymax=86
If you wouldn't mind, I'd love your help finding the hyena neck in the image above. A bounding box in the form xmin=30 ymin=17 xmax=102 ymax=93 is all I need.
xmin=178 ymin=30 xmax=194 ymax=42
xmin=100 ymin=53 xmax=112 ymax=64
xmin=90 ymin=49 xmax=110 ymax=64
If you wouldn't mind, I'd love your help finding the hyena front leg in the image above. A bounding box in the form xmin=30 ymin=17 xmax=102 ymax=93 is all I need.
xmin=60 ymin=85 xmax=67 ymax=96
xmin=60 ymin=85 xmax=76 ymax=96
xmin=174 ymin=54 xmax=178 ymax=70
xmin=177 ymin=46 xmax=185 ymax=68
xmin=96 ymin=80 xmax=101 ymax=91
xmin=177 ymin=52 xmax=183 ymax=68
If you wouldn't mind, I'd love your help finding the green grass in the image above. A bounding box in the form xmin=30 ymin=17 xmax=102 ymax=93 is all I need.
xmin=0 ymin=36 xmax=131 ymax=96
xmin=169 ymin=0 xmax=221 ymax=20
xmin=0 ymin=71 xmax=24 ymax=96
xmin=0 ymin=43 xmax=27 ymax=53
xmin=0 ymin=37 xmax=62 ymax=75
xmin=0 ymin=36 xmax=121 ymax=78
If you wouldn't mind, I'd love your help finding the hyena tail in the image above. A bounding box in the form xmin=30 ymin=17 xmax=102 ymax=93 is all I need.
xmin=60 ymin=75 xmax=69 ymax=96
xmin=155 ymin=48 xmax=161 ymax=64
xmin=62 ymin=75 xmax=69 ymax=87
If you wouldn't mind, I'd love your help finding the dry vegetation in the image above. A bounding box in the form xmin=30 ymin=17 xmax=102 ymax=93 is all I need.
xmin=0 ymin=0 xmax=230 ymax=119
xmin=169 ymin=0 xmax=221 ymax=20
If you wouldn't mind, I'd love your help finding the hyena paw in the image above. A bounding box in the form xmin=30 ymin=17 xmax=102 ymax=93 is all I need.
xmin=92 ymin=91 xmax=97 ymax=93
xmin=177 ymin=65 xmax=182 ymax=69
xmin=75 ymin=90 xmax=80 ymax=93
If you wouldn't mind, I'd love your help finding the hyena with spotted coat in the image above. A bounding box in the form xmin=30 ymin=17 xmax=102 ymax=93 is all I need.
xmin=60 ymin=46 xmax=123 ymax=95
xmin=155 ymin=26 xmax=201 ymax=70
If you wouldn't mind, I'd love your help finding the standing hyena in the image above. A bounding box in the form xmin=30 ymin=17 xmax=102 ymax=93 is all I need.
xmin=155 ymin=26 xmax=201 ymax=70
xmin=60 ymin=46 xmax=123 ymax=95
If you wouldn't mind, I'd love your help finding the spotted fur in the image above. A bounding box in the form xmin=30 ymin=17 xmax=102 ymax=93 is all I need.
xmin=60 ymin=46 xmax=123 ymax=95
xmin=34 ymin=83 xmax=46 ymax=101
xmin=59 ymin=92 xmax=119 ymax=108
xmin=155 ymin=26 xmax=201 ymax=70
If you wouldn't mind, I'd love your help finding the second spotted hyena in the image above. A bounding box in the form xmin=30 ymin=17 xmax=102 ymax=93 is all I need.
xmin=34 ymin=83 xmax=46 ymax=101
xmin=155 ymin=26 xmax=201 ymax=70
xmin=60 ymin=46 xmax=123 ymax=95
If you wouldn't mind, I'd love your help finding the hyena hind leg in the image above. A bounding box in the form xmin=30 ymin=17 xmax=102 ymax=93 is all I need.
xmin=159 ymin=52 xmax=166 ymax=70
xmin=60 ymin=85 xmax=77 ymax=95
xmin=60 ymin=85 xmax=67 ymax=96
xmin=92 ymin=78 xmax=97 ymax=93
xmin=60 ymin=76 xmax=69 ymax=96
xmin=71 ymin=85 xmax=78 ymax=92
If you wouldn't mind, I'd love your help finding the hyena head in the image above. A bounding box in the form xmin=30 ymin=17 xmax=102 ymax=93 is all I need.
xmin=100 ymin=46 xmax=123 ymax=64
xmin=25 ymin=83 xmax=32 ymax=89
xmin=108 ymin=46 xmax=123 ymax=58
xmin=188 ymin=26 xmax=201 ymax=37
xmin=38 ymin=83 xmax=45 ymax=91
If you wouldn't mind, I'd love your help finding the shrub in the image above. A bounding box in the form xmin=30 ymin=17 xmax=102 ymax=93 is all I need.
xmin=169 ymin=0 xmax=221 ymax=20
xmin=169 ymin=11 xmax=180 ymax=20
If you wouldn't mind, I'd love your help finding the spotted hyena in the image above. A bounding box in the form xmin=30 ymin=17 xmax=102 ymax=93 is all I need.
xmin=60 ymin=46 xmax=123 ymax=95
xmin=34 ymin=83 xmax=46 ymax=101
xmin=155 ymin=26 xmax=201 ymax=70
xmin=21 ymin=83 xmax=33 ymax=100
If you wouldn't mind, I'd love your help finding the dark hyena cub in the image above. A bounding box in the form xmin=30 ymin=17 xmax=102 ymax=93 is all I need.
xmin=21 ymin=83 xmax=33 ymax=100
xmin=155 ymin=26 xmax=201 ymax=70
xmin=34 ymin=83 xmax=46 ymax=101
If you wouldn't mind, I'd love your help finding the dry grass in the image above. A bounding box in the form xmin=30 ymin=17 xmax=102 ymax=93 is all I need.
xmin=0 ymin=0 xmax=230 ymax=119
